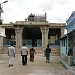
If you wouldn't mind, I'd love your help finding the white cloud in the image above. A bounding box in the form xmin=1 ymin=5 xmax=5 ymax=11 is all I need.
xmin=0 ymin=0 xmax=75 ymax=23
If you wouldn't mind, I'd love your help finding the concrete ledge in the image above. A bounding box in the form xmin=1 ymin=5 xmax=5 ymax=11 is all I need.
xmin=59 ymin=58 xmax=70 ymax=69
xmin=60 ymin=58 xmax=75 ymax=75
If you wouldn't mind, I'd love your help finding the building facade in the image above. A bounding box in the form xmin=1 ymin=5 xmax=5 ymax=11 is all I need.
xmin=0 ymin=13 xmax=65 ymax=54
xmin=60 ymin=11 xmax=75 ymax=66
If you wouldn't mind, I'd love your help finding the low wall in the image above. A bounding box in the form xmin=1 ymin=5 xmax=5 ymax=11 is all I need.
xmin=0 ymin=46 xmax=60 ymax=55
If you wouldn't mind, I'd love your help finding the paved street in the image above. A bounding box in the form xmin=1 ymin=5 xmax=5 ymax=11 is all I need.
xmin=0 ymin=54 xmax=66 ymax=75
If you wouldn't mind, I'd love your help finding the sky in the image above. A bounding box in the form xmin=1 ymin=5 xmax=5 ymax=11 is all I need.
xmin=0 ymin=0 xmax=75 ymax=23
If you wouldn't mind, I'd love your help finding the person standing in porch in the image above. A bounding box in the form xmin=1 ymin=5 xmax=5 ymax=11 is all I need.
xmin=45 ymin=44 xmax=51 ymax=63
xmin=8 ymin=44 xmax=15 ymax=67
xmin=21 ymin=44 xmax=28 ymax=65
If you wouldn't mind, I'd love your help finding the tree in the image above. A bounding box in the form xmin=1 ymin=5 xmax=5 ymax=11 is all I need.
xmin=0 ymin=19 xmax=2 ymax=25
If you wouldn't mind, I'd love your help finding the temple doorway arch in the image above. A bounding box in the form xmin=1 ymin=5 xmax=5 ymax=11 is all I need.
xmin=22 ymin=27 xmax=42 ymax=47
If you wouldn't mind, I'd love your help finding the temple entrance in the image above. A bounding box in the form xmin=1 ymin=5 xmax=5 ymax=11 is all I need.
xmin=48 ymin=28 xmax=61 ymax=46
xmin=22 ymin=27 xmax=42 ymax=47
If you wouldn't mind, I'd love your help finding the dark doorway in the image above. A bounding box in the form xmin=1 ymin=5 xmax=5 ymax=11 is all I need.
xmin=4 ymin=28 xmax=15 ymax=46
xmin=22 ymin=27 xmax=42 ymax=47
xmin=48 ymin=28 xmax=61 ymax=45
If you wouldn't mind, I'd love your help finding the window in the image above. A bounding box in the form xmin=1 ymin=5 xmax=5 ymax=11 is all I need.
xmin=62 ymin=39 xmax=65 ymax=47
xmin=64 ymin=39 xmax=65 ymax=47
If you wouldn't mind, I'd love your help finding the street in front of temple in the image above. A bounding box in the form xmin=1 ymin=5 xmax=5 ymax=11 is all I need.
xmin=0 ymin=54 xmax=67 ymax=75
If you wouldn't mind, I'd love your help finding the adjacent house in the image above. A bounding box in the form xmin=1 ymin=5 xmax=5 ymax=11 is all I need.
xmin=60 ymin=11 xmax=75 ymax=66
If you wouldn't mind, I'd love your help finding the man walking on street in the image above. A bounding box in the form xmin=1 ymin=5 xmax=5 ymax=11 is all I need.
xmin=21 ymin=44 xmax=28 ymax=65
xmin=45 ymin=44 xmax=51 ymax=63
xmin=8 ymin=44 xmax=15 ymax=67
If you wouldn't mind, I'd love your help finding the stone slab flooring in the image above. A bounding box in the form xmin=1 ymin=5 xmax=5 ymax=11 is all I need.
xmin=0 ymin=54 xmax=67 ymax=75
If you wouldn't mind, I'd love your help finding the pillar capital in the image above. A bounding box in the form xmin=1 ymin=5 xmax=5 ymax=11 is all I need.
xmin=15 ymin=27 xmax=23 ymax=34
xmin=40 ymin=26 xmax=49 ymax=33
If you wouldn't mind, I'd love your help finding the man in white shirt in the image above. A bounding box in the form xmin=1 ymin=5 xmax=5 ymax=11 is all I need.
xmin=8 ymin=44 xmax=15 ymax=67
xmin=21 ymin=44 xmax=28 ymax=65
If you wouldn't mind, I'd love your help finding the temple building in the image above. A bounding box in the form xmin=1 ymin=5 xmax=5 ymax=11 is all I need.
xmin=0 ymin=13 xmax=65 ymax=54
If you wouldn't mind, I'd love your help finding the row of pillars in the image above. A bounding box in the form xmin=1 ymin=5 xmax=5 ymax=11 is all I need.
xmin=15 ymin=26 xmax=64 ymax=48
xmin=15 ymin=26 xmax=49 ymax=48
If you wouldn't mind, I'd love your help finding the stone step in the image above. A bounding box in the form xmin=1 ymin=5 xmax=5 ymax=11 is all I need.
xmin=0 ymin=47 xmax=60 ymax=55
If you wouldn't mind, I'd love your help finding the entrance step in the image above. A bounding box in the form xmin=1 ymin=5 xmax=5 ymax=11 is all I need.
xmin=30 ymin=47 xmax=60 ymax=56
xmin=0 ymin=47 xmax=60 ymax=55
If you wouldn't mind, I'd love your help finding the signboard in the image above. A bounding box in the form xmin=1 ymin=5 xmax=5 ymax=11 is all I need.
xmin=0 ymin=27 xmax=6 ymax=37
xmin=50 ymin=36 xmax=55 ymax=44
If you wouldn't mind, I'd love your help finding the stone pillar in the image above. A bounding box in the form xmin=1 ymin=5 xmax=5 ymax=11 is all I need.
xmin=15 ymin=27 xmax=23 ymax=47
xmin=41 ymin=29 xmax=45 ymax=47
xmin=0 ymin=37 xmax=3 ymax=52
xmin=0 ymin=37 xmax=3 ymax=46
xmin=61 ymin=28 xmax=64 ymax=37
xmin=40 ymin=26 xmax=49 ymax=47
xmin=45 ymin=28 xmax=49 ymax=47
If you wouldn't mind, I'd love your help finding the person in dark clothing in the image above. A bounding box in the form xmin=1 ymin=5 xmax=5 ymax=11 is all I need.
xmin=68 ymin=48 xmax=73 ymax=56
xmin=45 ymin=44 xmax=51 ymax=63
xmin=29 ymin=47 xmax=35 ymax=62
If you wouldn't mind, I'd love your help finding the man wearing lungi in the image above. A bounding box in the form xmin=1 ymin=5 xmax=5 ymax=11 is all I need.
xmin=8 ymin=44 xmax=15 ymax=67
xmin=45 ymin=44 xmax=51 ymax=63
